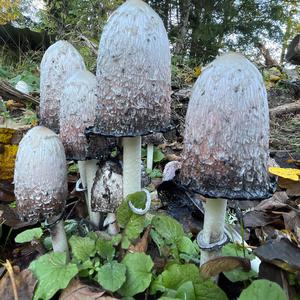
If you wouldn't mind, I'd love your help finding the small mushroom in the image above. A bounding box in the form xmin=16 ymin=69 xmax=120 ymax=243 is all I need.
xmin=59 ymin=70 xmax=115 ymax=227
xmin=14 ymin=126 xmax=69 ymax=256
xmin=91 ymin=0 xmax=171 ymax=199
xmin=142 ymin=133 xmax=165 ymax=171
xmin=178 ymin=52 xmax=275 ymax=265
xmin=40 ymin=40 xmax=86 ymax=133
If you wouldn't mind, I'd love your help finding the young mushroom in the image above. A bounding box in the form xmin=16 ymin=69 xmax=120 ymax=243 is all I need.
xmin=90 ymin=0 xmax=172 ymax=200
xmin=143 ymin=133 xmax=165 ymax=171
xmin=178 ymin=52 xmax=275 ymax=265
xmin=40 ymin=40 xmax=86 ymax=133
xmin=59 ymin=70 xmax=115 ymax=227
xmin=14 ymin=126 xmax=69 ymax=256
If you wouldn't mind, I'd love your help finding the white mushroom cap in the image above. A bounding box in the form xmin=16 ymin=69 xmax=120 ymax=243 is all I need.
xmin=40 ymin=40 xmax=86 ymax=133
xmin=93 ymin=0 xmax=171 ymax=137
xmin=179 ymin=52 xmax=274 ymax=200
xmin=59 ymin=70 xmax=114 ymax=160
xmin=14 ymin=126 xmax=68 ymax=222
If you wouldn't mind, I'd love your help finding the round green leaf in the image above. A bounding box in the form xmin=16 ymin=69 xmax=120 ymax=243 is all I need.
xmin=118 ymin=252 xmax=154 ymax=297
xmin=15 ymin=228 xmax=43 ymax=243
xmin=239 ymin=279 xmax=288 ymax=300
xmin=97 ymin=261 xmax=126 ymax=292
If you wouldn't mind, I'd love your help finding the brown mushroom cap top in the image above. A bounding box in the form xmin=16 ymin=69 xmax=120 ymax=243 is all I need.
xmin=40 ymin=40 xmax=86 ymax=133
xmin=59 ymin=70 xmax=115 ymax=161
xmin=92 ymin=0 xmax=171 ymax=137
xmin=14 ymin=126 xmax=68 ymax=222
xmin=179 ymin=52 xmax=274 ymax=200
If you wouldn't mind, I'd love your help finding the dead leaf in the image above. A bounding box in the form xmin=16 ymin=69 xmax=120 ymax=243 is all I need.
xmin=0 ymin=266 xmax=37 ymax=300
xmin=243 ymin=210 xmax=282 ymax=228
xmin=128 ymin=226 xmax=151 ymax=253
xmin=200 ymin=256 xmax=251 ymax=278
xmin=255 ymin=192 xmax=289 ymax=211
xmin=278 ymin=178 xmax=300 ymax=197
xmin=281 ymin=210 xmax=300 ymax=244
xmin=254 ymin=238 xmax=300 ymax=274
xmin=59 ymin=279 xmax=119 ymax=300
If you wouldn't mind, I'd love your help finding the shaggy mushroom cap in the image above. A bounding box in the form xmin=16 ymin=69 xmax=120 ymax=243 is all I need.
xmin=179 ymin=52 xmax=274 ymax=200
xmin=59 ymin=70 xmax=115 ymax=161
xmin=14 ymin=126 xmax=68 ymax=222
xmin=92 ymin=0 xmax=171 ymax=137
xmin=40 ymin=40 xmax=86 ymax=133
xmin=91 ymin=161 xmax=123 ymax=213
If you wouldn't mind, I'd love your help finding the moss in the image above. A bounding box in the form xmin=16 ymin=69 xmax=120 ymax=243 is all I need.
xmin=0 ymin=128 xmax=15 ymax=143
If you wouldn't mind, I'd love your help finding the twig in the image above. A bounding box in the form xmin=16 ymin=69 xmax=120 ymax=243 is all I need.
xmin=3 ymin=260 xmax=19 ymax=300
xmin=270 ymin=101 xmax=300 ymax=117
xmin=78 ymin=34 xmax=98 ymax=56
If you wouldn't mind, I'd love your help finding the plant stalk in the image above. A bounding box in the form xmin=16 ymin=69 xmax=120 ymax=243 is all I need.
xmin=49 ymin=219 xmax=69 ymax=260
xmin=200 ymin=198 xmax=227 ymax=266
xmin=85 ymin=159 xmax=100 ymax=228
xmin=146 ymin=144 xmax=154 ymax=170
xmin=123 ymin=136 xmax=142 ymax=198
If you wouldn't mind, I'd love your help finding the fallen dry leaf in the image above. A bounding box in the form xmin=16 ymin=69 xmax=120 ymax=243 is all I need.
xmin=128 ymin=226 xmax=151 ymax=253
xmin=255 ymin=191 xmax=289 ymax=211
xmin=200 ymin=256 xmax=251 ymax=278
xmin=0 ymin=266 xmax=37 ymax=300
xmin=59 ymin=279 xmax=116 ymax=300
xmin=278 ymin=178 xmax=300 ymax=197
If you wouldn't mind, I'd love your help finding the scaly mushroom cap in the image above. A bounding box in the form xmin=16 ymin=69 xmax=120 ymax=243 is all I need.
xmin=179 ymin=52 xmax=274 ymax=200
xmin=14 ymin=126 xmax=68 ymax=222
xmin=40 ymin=40 xmax=86 ymax=133
xmin=91 ymin=161 xmax=123 ymax=213
xmin=92 ymin=0 xmax=171 ymax=137
xmin=142 ymin=132 xmax=165 ymax=145
xmin=59 ymin=70 xmax=115 ymax=161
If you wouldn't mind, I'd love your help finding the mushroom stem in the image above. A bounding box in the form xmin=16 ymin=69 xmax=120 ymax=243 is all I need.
xmin=49 ymin=219 xmax=69 ymax=259
xmin=200 ymin=198 xmax=227 ymax=266
xmin=123 ymin=136 xmax=142 ymax=198
xmin=146 ymin=144 xmax=154 ymax=171
xmin=85 ymin=159 xmax=100 ymax=228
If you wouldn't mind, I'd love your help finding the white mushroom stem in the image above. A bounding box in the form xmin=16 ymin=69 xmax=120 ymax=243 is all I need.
xmin=146 ymin=144 xmax=154 ymax=171
xmin=49 ymin=219 xmax=69 ymax=260
xmin=123 ymin=136 xmax=142 ymax=198
xmin=85 ymin=159 xmax=100 ymax=228
xmin=200 ymin=198 xmax=227 ymax=266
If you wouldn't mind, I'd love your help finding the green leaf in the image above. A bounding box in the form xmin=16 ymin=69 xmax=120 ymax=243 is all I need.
xmin=239 ymin=279 xmax=288 ymax=300
xmin=147 ymin=168 xmax=163 ymax=178
xmin=118 ymin=253 xmax=154 ymax=297
xmin=96 ymin=238 xmax=115 ymax=261
xmin=153 ymin=147 xmax=165 ymax=163
xmin=164 ymin=281 xmax=196 ymax=300
xmin=222 ymin=243 xmax=257 ymax=282
xmin=29 ymin=252 xmax=78 ymax=300
xmin=15 ymin=228 xmax=43 ymax=243
xmin=152 ymin=215 xmax=184 ymax=245
xmin=177 ymin=236 xmax=200 ymax=257
xmin=97 ymin=261 xmax=126 ymax=292
xmin=117 ymin=192 xmax=147 ymax=228
xmin=123 ymin=214 xmax=145 ymax=242
xmin=69 ymin=236 xmax=96 ymax=262
xmin=151 ymin=264 xmax=227 ymax=300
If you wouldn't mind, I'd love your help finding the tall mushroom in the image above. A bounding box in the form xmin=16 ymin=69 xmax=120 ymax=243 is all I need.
xmin=91 ymin=0 xmax=171 ymax=198
xmin=14 ymin=126 xmax=69 ymax=255
xmin=178 ymin=52 xmax=274 ymax=265
xmin=59 ymin=70 xmax=115 ymax=227
xmin=40 ymin=40 xmax=86 ymax=133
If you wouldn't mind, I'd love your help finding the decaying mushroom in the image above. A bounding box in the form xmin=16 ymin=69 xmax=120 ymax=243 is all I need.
xmin=14 ymin=126 xmax=69 ymax=255
xmin=143 ymin=133 xmax=165 ymax=171
xmin=40 ymin=40 xmax=86 ymax=132
xmin=178 ymin=52 xmax=275 ymax=265
xmin=59 ymin=70 xmax=115 ymax=227
xmin=91 ymin=0 xmax=171 ymax=199
xmin=91 ymin=161 xmax=123 ymax=234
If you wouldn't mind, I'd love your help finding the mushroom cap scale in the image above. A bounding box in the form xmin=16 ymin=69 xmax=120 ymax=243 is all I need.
xmin=59 ymin=70 xmax=115 ymax=161
xmin=40 ymin=40 xmax=86 ymax=133
xmin=14 ymin=126 xmax=68 ymax=222
xmin=93 ymin=0 xmax=171 ymax=137
xmin=179 ymin=52 xmax=274 ymax=200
